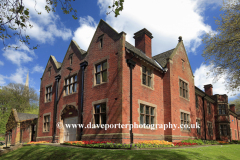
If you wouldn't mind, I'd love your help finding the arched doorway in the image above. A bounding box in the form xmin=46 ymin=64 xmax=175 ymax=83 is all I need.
xmin=60 ymin=105 xmax=78 ymax=142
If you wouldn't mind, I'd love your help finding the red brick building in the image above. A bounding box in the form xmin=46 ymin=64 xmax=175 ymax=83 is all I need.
xmin=36 ymin=19 xmax=239 ymax=143
xmin=6 ymin=109 xmax=37 ymax=145
xmin=229 ymin=104 xmax=239 ymax=140
xmin=195 ymin=85 xmax=216 ymax=140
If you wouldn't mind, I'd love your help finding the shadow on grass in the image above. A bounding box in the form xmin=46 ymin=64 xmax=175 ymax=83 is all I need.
xmin=0 ymin=145 xmax=235 ymax=160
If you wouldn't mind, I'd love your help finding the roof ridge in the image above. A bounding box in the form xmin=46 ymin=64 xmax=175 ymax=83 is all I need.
xmin=152 ymin=48 xmax=175 ymax=59
xmin=125 ymin=41 xmax=153 ymax=60
xmin=125 ymin=41 xmax=164 ymax=72
xmin=17 ymin=112 xmax=38 ymax=115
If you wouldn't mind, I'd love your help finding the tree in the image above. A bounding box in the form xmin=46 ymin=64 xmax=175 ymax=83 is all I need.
xmin=230 ymin=96 xmax=240 ymax=113
xmin=202 ymin=0 xmax=240 ymax=94
xmin=0 ymin=83 xmax=39 ymax=137
xmin=0 ymin=0 xmax=124 ymax=50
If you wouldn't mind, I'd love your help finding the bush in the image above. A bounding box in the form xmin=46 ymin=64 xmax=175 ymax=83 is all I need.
xmin=181 ymin=139 xmax=220 ymax=145
xmin=230 ymin=140 xmax=240 ymax=144
xmin=203 ymin=140 xmax=219 ymax=145
xmin=181 ymin=139 xmax=204 ymax=145
xmin=0 ymin=137 xmax=5 ymax=141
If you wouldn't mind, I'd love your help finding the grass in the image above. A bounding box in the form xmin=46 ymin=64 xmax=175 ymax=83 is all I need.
xmin=0 ymin=144 xmax=240 ymax=160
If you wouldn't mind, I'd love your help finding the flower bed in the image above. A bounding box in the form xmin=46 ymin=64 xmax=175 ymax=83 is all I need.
xmin=135 ymin=140 xmax=174 ymax=148
xmin=173 ymin=142 xmax=198 ymax=146
xmin=63 ymin=140 xmax=175 ymax=149
xmin=218 ymin=141 xmax=229 ymax=144
xmin=180 ymin=139 xmax=219 ymax=145
xmin=62 ymin=139 xmax=232 ymax=149
xmin=63 ymin=141 xmax=131 ymax=149
xmin=27 ymin=141 xmax=50 ymax=144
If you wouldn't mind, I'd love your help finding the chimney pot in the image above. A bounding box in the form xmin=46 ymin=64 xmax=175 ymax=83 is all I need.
xmin=230 ymin=104 xmax=236 ymax=113
xmin=204 ymin=84 xmax=213 ymax=96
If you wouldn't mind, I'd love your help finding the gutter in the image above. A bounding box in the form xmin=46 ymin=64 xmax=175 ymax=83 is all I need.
xmin=154 ymin=60 xmax=168 ymax=73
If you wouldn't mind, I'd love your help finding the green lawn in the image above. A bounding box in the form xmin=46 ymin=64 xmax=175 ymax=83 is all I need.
xmin=0 ymin=144 xmax=239 ymax=160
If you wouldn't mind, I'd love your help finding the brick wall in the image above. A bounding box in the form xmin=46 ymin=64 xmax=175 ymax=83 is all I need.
xmin=36 ymin=20 xmax=239 ymax=143
xmin=230 ymin=115 xmax=238 ymax=140
xmin=81 ymin=24 xmax=124 ymax=142
xmin=165 ymin=42 xmax=196 ymax=141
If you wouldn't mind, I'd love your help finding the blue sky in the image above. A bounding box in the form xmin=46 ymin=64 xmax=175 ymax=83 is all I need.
xmin=0 ymin=0 xmax=239 ymax=101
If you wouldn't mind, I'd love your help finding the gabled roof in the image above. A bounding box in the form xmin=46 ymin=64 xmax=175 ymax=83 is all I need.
xmin=125 ymin=41 xmax=165 ymax=72
xmin=152 ymin=49 xmax=175 ymax=68
xmin=71 ymin=40 xmax=87 ymax=55
xmin=85 ymin=19 xmax=125 ymax=54
xmin=41 ymin=40 xmax=87 ymax=79
xmin=9 ymin=109 xmax=38 ymax=123
xmin=57 ymin=62 xmax=62 ymax=67
xmin=41 ymin=55 xmax=61 ymax=79
xmin=153 ymin=39 xmax=194 ymax=76
xmin=50 ymin=55 xmax=62 ymax=69
xmin=17 ymin=112 xmax=38 ymax=121
xmin=6 ymin=109 xmax=38 ymax=131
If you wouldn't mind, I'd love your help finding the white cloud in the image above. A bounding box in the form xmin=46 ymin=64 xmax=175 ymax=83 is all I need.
xmin=0 ymin=60 xmax=4 ymax=66
xmin=32 ymin=64 xmax=44 ymax=73
xmin=9 ymin=67 xmax=28 ymax=84
xmin=95 ymin=0 xmax=222 ymax=55
xmin=2 ymin=43 xmax=35 ymax=66
xmin=194 ymin=63 xmax=240 ymax=98
xmin=21 ymin=0 xmax=72 ymax=43
xmin=72 ymin=16 xmax=97 ymax=51
xmin=0 ymin=75 xmax=6 ymax=86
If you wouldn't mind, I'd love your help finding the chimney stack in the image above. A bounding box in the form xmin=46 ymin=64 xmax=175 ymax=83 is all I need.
xmin=133 ymin=28 xmax=153 ymax=58
xmin=229 ymin=104 xmax=236 ymax=113
xmin=204 ymin=84 xmax=213 ymax=96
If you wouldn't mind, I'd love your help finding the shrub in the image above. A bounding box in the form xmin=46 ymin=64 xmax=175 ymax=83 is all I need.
xmin=0 ymin=137 xmax=5 ymax=141
xmin=203 ymin=140 xmax=219 ymax=145
xmin=230 ymin=140 xmax=240 ymax=144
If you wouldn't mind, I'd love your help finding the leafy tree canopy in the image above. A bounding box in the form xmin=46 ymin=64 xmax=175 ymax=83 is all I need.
xmin=202 ymin=0 xmax=240 ymax=94
xmin=0 ymin=83 xmax=39 ymax=137
xmin=230 ymin=96 xmax=240 ymax=113
xmin=0 ymin=0 xmax=124 ymax=50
